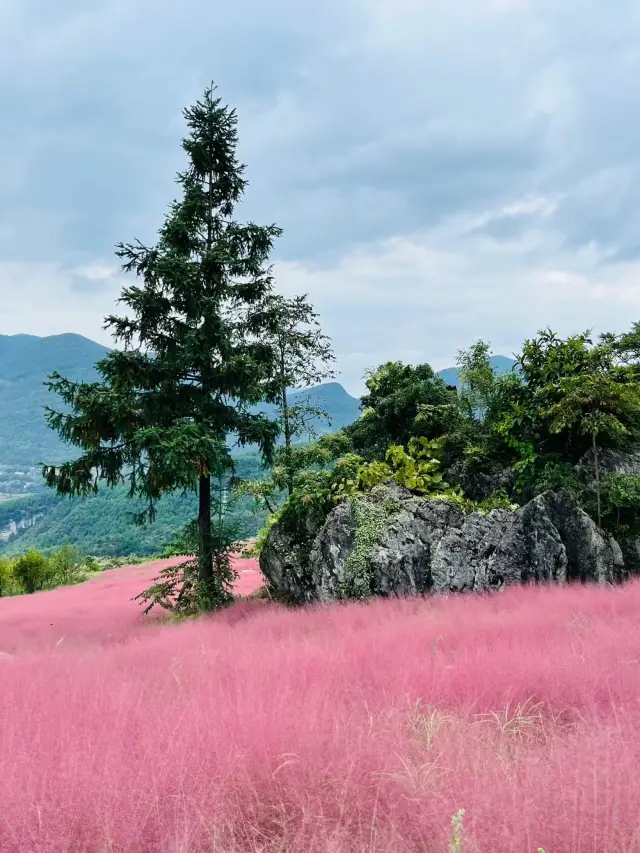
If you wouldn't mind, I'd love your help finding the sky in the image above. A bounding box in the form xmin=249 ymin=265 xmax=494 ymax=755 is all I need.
xmin=1 ymin=0 xmax=640 ymax=395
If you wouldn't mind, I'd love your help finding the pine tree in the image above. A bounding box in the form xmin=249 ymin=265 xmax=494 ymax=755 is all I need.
xmin=42 ymin=84 xmax=283 ymax=609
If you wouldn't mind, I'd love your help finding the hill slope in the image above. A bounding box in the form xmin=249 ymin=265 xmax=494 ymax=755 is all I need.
xmin=0 ymin=334 xmax=361 ymax=488
xmin=0 ymin=333 xmax=109 ymax=478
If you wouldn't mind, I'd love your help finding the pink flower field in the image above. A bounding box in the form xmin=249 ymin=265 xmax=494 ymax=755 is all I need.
xmin=3 ymin=563 xmax=640 ymax=853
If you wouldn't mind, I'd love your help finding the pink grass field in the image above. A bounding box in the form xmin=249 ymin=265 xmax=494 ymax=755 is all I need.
xmin=3 ymin=566 xmax=640 ymax=852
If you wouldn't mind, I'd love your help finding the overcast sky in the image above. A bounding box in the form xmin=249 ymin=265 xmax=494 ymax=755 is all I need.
xmin=1 ymin=0 xmax=640 ymax=395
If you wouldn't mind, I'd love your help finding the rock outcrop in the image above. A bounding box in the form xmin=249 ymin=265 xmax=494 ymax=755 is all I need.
xmin=260 ymin=484 xmax=622 ymax=604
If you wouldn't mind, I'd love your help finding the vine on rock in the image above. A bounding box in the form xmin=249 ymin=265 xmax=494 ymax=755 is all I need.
xmin=340 ymin=491 xmax=400 ymax=599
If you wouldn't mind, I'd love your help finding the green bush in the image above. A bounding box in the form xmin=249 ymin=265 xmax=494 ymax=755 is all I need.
xmin=49 ymin=544 xmax=86 ymax=586
xmin=83 ymin=555 xmax=101 ymax=573
xmin=0 ymin=556 xmax=16 ymax=597
xmin=12 ymin=549 xmax=55 ymax=594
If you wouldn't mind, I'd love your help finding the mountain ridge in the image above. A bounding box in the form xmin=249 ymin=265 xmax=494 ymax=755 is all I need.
xmin=0 ymin=332 xmax=516 ymax=482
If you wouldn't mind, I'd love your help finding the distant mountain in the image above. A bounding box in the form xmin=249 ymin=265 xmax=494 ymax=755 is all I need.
xmin=437 ymin=355 xmax=517 ymax=389
xmin=0 ymin=334 xmax=109 ymax=477
xmin=251 ymin=382 xmax=361 ymax=438
xmin=0 ymin=334 xmax=361 ymax=486
xmin=0 ymin=331 xmax=516 ymax=490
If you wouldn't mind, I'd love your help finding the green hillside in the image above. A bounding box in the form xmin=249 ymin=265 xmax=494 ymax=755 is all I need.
xmin=0 ymin=332 xmax=515 ymax=556
xmin=0 ymin=452 xmax=268 ymax=557
xmin=0 ymin=333 xmax=109 ymax=475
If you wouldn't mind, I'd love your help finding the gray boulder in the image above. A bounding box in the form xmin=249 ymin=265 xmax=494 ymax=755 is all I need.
xmin=259 ymin=525 xmax=318 ymax=604
xmin=309 ymin=483 xmax=464 ymax=601
xmin=260 ymin=484 xmax=622 ymax=604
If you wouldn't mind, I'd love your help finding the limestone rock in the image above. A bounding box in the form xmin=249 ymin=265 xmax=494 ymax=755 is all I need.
xmin=261 ymin=484 xmax=622 ymax=604
xmin=259 ymin=525 xmax=317 ymax=604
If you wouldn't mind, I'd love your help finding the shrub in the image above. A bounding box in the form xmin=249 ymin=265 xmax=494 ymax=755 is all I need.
xmin=12 ymin=549 xmax=55 ymax=594
xmin=83 ymin=556 xmax=101 ymax=573
xmin=0 ymin=556 xmax=15 ymax=597
xmin=50 ymin=544 xmax=86 ymax=586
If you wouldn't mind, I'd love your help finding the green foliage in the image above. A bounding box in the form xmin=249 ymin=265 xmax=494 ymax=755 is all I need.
xmin=456 ymin=340 xmax=498 ymax=420
xmin=0 ymin=556 xmax=15 ymax=597
xmin=471 ymin=488 xmax=518 ymax=514
xmin=234 ymin=432 xmax=351 ymax=517
xmin=340 ymin=490 xmax=401 ymax=599
xmin=479 ymin=328 xmax=640 ymax=513
xmin=42 ymin=84 xmax=286 ymax=612
xmin=12 ymin=549 xmax=55 ymax=594
xmin=49 ymin=543 xmax=86 ymax=586
xmin=345 ymin=361 xmax=458 ymax=460
xmin=357 ymin=437 xmax=453 ymax=495
xmin=598 ymin=473 xmax=640 ymax=539
xmin=542 ymin=365 xmax=640 ymax=525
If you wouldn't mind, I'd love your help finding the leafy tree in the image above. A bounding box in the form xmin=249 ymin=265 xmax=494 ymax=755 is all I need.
xmin=236 ymin=293 xmax=336 ymax=511
xmin=542 ymin=368 xmax=640 ymax=527
xmin=483 ymin=329 xmax=640 ymax=506
xmin=456 ymin=340 xmax=498 ymax=421
xmin=602 ymin=321 xmax=640 ymax=372
xmin=0 ymin=556 xmax=14 ymax=597
xmin=13 ymin=549 xmax=54 ymax=594
xmin=345 ymin=361 xmax=458 ymax=460
xmin=42 ymin=84 xmax=283 ymax=611
xmin=49 ymin=543 xmax=86 ymax=586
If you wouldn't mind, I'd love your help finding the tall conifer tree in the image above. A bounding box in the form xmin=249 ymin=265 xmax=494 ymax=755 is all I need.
xmin=43 ymin=84 xmax=282 ymax=608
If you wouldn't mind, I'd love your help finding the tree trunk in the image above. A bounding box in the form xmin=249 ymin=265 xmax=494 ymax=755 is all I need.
xmin=198 ymin=163 xmax=215 ymax=586
xmin=592 ymin=431 xmax=602 ymax=529
xmin=198 ymin=472 xmax=214 ymax=584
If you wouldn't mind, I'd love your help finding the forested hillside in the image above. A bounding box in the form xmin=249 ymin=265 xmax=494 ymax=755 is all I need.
xmin=0 ymin=333 xmax=109 ymax=475
xmin=0 ymin=451 xmax=268 ymax=557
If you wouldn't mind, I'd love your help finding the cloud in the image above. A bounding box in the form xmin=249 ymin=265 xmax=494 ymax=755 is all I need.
xmin=0 ymin=262 xmax=122 ymax=342
xmin=275 ymin=203 xmax=640 ymax=391
xmin=0 ymin=0 xmax=639 ymax=394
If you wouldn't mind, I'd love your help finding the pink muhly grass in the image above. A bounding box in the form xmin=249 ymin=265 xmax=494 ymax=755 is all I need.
xmin=2 ymin=568 xmax=640 ymax=851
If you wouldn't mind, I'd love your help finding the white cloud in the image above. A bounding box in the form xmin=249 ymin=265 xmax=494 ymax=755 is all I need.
xmin=0 ymin=262 xmax=121 ymax=345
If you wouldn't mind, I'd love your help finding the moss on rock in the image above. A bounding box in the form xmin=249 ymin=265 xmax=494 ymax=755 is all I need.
xmin=339 ymin=490 xmax=401 ymax=599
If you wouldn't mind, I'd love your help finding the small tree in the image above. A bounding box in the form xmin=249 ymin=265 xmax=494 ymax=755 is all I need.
xmin=0 ymin=556 xmax=14 ymax=597
xmin=13 ymin=550 xmax=55 ymax=594
xmin=235 ymin=293 xmax=337 ymax=514
xmin=42 ymin=84 xmax=283 ymax=611
xmin=456 ymin=340 xmax=497 ymax=421
xmin=50 ymin=543 xmax=86 ymax=586
xmin=261 ymin=293 xmax=336 ymax=494
xmin=543 ymin=369 xmax=640 ymax=527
